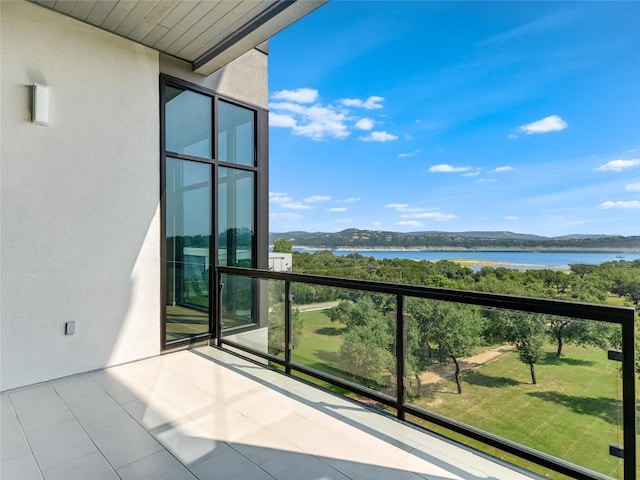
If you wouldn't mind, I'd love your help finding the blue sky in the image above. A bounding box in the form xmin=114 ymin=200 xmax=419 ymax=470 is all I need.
xmin=267 ymin=1 xmax=640 ymax=236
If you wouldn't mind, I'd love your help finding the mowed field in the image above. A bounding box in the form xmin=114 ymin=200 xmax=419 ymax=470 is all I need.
xmin=291 ymin=309 xmax=631 ymax=479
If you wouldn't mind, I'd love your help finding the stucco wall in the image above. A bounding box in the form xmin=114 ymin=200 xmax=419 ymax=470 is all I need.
xmin=160 ymin=50 xmax=269 ymax=109
xmin=0 ymin=1 xmax=161 ymax=390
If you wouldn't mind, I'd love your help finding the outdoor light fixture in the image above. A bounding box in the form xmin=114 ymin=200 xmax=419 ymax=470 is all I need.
xmin=32 ymin=83 xmax=50 ymax=125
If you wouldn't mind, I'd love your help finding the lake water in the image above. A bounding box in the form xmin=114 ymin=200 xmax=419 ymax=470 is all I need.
xmin=294 ymin=249 xmax=640 ymax=270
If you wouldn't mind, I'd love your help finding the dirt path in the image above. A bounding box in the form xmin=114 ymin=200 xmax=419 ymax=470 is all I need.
xmin=296 ymin=301 xmax=340 ymax=312
xmin=416 ymin=344 xmax=514 ymax=386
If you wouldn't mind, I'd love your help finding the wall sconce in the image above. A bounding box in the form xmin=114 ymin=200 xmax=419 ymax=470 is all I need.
xmin=32 ymin=83 xmax=50 ymax=126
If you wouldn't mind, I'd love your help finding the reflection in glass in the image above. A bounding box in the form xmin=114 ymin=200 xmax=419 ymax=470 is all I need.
xmin=219 ymin=167 xmax=255 ymax=331
xmin=165 ymin=158 xmax=211 ymax=342
xmin=165 ymin=86 xmax=212 ymax=158
xmin=218 ymin=167 xmax=254 ymax=267
xmin=218 ymin=101 xmax=255 ymax=166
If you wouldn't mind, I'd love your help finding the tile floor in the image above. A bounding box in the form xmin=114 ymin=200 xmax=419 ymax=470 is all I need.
xmin=1 ymin=346 xmax=542 ymax=480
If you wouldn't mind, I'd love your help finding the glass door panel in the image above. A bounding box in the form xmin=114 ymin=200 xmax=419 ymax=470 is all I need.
xmin=165 ymin=158 xmax=212 ymax=343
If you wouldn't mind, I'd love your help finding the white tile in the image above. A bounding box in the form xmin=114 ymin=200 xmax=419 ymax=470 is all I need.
xmin=263 ymin=414 xmax=329 ymax=451
xmin=162 ymin=385 xmax=218 ymax=416
xmin=188 ymin=401 xmax=243 ymax=432
xmin=322 ymin=458 xmax=426 ymax=480
xmin=0 ymin=419 xmax=31 ymax=462
xmin=1 ymin=393 xmax=17 ymax=425
xmin=42 ymin=452 xmax=118 ymax=480
xmin=201 ymin=412 xmax=263 ymax=443
xmin=153 ymin=418 xmax=229 ymax=467
xmin=230 ymin=392 xmax=295 ymax=428
xmin=89 ymin=418 xmax=163 ymax=469
xmin=67 ymin=394 xmax=131 ymax=432
xmin=231 ymin=427 xmax=302 ymax=466
xmin=50 ymin=374 xmax=105 ymax=406
xmin=261 ymin=451 xmax=350 ymax=480
xmin=190 ymin=447 xmax=273 ymax=480
xmin=121 ymin=396 xmax=185 ymax=430
xmin=7 ymin=383 xmax=57 ymax=406
xmin=88 ymin=370 xmax=146 ymax=404
xmin=27 ymin=420 xmax=97 ymax=471
xmin=117 ymin=450 xmax=196 ymax=480
xmin=0 ymin=453 xmax=43 ymax=480
xmin=11 ymin=396 xmax=75 ymax=434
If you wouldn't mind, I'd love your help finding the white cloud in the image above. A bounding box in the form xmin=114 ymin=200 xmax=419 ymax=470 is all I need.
xmin=304 ymin=195 xmax=332 ymax=203
xmin=507 ymin=133 xmax=518 ymax=140
xmin=327 ymin=207 xmax=347 ymax=212
xmin=595 ymin=159 xmax=640 ymax=172
xmin=360 ymin=131 xmax=398 ymax=142
xmin=504 ymin=216 xmax=520 ymax=221
xmin=477 ymin=178 xmax=497 ymax=184
xmin=372 ymin=221 xmax=382 ymax=227
xmin=569 ymin=220 xmax=585 ymax=225
xmin=388 ymin=203 xmax=431 ymax=213
xmin=517 ymin=115 xmax=567 ymax=134
xmin=429 ymin=164 xmax=471 ymax=173
xmin=269 ymin=101 xmax=307 ymax=114
xmin=355 ymin=118 xmax=374 ymax=130
xmin=493 ymin=166 xmax=513 ymax=172
xmin=293 ymin=106 xmax=349 ymax=140
xmin=405 ymin=212 xmax=457 ymax=221
xmin=626 ymin=183 xmax=640 ymax=191
xmin=597 ymin=201 xmax=640 ymax=209
xmin=269 ymin=112 xmax=297 ymax=128
xmin=462 ymin=171 xmax=480 ymax=177
xmin=270 ymin=101 xmax=349 ymax=140
xmin=338 ymin=197 xmax=361 ymax=203
xmin=340 ymin=96 xmax=384 ymax=110
xmin=398 ymin=149 xmax=421 ymax=158
xmin=270 ymin=89 xmax=392 ymax=141
xmin=271 ymin=88 xmax=318 ymax=104
xmin=395 ymin=220 xmax=423 ymax=227
xmin=270 ymin=212 xmax=303 ymax=220
xmin=281 ymin=202 xmax=313 ymax=210
xmin=386 ymin=203 xmax=409 ymax=209
xmin=269 ymin=192 xmax=293 ymax=203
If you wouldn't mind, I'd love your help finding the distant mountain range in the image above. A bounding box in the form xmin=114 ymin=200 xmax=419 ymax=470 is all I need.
xmin=270 ymin=229 xmax=640 ymax=251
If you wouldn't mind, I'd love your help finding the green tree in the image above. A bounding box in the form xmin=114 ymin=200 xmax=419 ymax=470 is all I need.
xmin=494 ymin=311 xmax=546 ymax=385
xmin=337 ymin=303 xmax=394 ymax=385
xmin=273 ymin=238 xmax=293 ymax=253
xmin=426 ymin=303 xmax=484 ymax=394
xmin=547 ymin=317 xmax=614 ymax=357
xmin=328 ymin=297 xmax=382 ymax=330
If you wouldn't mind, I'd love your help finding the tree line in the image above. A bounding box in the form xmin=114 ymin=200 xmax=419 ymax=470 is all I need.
xmin=285 ymin=251 xmax=639 ymax=390
xmin=271 ymin=228 xmax=640 ymax=250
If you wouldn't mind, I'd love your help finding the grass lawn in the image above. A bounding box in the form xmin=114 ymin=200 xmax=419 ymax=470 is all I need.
xmin=411 ymin=344 xmax=625 ymax=479
xmin=291 ymin=309 xmax=348 ymax=378
xmin=294 ymin=309 xmax=631 ymax=479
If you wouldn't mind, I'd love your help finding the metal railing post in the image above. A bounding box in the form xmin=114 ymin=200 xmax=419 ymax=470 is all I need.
xmin=216 ymin=272 xmax=223 ymax=346
xmin=396 ymin=293 xmax=406 ymax=420
xmin=621 ymin=312 xmax=636 ymax=480
xmin=284 ymin=280 xmax=292 ymax=375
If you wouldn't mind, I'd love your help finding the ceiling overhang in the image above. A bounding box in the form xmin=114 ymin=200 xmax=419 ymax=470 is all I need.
xmin=30 ymin=0 xmax=326 ymax=76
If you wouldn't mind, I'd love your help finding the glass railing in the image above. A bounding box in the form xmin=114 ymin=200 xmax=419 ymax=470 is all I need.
xmin=217 ymin=266 xmax=636 ymax=480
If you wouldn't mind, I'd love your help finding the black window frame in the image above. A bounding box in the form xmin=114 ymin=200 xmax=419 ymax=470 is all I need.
xmin=160 ymin=74 xmax=268 ymax=350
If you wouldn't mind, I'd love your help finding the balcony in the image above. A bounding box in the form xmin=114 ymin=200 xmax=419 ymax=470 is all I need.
xmin=2 ymin=347 xmax=541 ymax=480
xmin=216 ymin=266 xmax=636 ymax=480
xmin=1 ymin=267 xmax=634 ymax=480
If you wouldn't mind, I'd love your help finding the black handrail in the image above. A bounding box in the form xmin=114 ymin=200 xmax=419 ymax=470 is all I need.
xmin=216 ymin=265 xmax=636 ymax=480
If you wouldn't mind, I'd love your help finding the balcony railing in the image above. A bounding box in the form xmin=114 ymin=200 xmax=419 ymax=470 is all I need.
xmin=216 ymin=266 xmax=636 ymax=480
